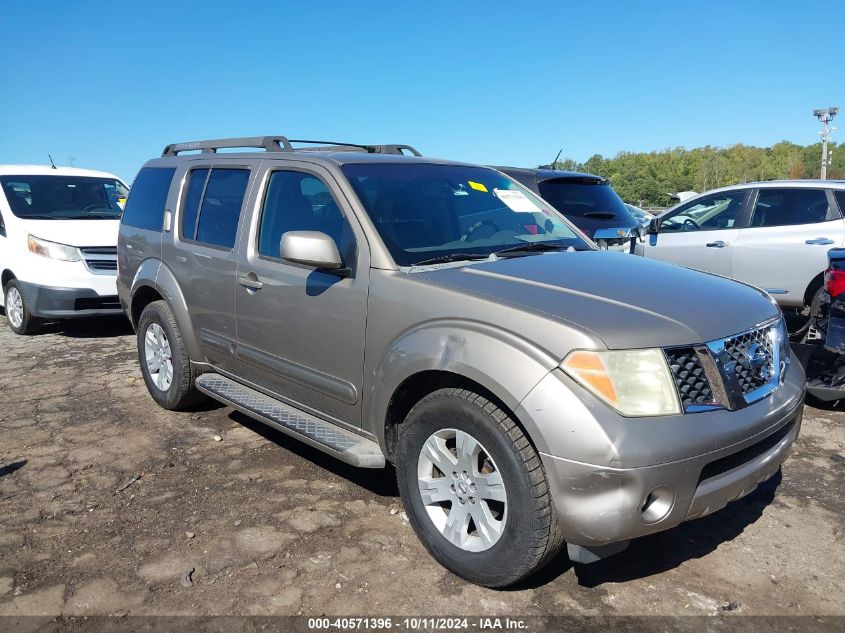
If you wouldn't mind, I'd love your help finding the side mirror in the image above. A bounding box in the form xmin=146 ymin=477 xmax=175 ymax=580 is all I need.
xmin=647 ymin=217 xmax=660 ymax=234
xmin=593 ymin=227 xmax=642 ymax=254
xmin=593 ymin=227 xmax=639 ymax=241
xmin=280 ymin=231 xmax=343 ymax=270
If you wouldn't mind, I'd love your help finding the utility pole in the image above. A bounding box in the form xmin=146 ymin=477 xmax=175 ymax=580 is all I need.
xmin=814 ymin=107 xmax=839 ymax=179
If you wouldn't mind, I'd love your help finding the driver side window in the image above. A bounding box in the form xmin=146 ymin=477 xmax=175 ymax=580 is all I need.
xmin=661 ymin=190 xmax=747 ymax=232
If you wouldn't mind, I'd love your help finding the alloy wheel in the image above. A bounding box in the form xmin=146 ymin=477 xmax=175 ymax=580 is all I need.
xmin=144 ymin=323 xmax=173 ymax=391
xmin=417 ymin=428 xmax=508 ymax=552
xmin=6 ymin=286 xmax=24 ymax=329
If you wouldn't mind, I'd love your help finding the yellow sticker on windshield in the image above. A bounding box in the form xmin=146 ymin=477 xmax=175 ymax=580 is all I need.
xmin=468 ymin=181 xmax=488 ymax=192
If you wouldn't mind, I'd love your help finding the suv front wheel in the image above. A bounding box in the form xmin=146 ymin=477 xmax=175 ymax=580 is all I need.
xmin=396 ymin=388 xmax=563 ymax=587
xmin=137 ymin=300 xmax=205 ymax=410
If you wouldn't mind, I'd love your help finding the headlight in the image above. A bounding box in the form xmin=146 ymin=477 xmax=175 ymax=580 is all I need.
xmin=561 ymin=349 xmax=681 ymax=417
xmin=27 ymin=235 xmax=81 ymax=262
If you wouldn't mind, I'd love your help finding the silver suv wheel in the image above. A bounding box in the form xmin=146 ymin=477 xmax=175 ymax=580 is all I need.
xmin=144 ymin=323 xmax=173 ymax=391
xmin=6 ymin=286 xmax=23 ymax=329
xmin=417 ymin=428 xmax=507 ymax=552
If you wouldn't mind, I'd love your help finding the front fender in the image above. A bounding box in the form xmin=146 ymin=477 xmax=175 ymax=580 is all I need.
xmin=365 ymin=320 xmax=560 ymax=452
xmin=130 ymin=259 xmax=203 ymax=361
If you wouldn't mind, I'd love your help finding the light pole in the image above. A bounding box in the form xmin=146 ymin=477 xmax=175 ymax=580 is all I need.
xmin=814 ymin=107 xmax=839 ymax=179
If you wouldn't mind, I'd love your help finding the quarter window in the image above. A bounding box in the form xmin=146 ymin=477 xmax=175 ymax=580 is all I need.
xmin=180 ymin=168 xmax=249 ymax=249
xmin=258 ymin=171 xmax=354 ymax=262
xmin=750 ymin=189 xmax=831 ymax=228
xmin=120 ymin=168 xmax=173 ymax=230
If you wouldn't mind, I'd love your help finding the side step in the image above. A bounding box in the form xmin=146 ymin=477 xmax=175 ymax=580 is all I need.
xmin=195 ymin=373 xmax=385 ymax=468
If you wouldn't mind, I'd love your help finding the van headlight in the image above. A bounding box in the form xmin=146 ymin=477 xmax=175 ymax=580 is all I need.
xmin=561 ymin=349 xmax=681 ymax=417
xmin=27 ymin=235 xmax=81 ymax=262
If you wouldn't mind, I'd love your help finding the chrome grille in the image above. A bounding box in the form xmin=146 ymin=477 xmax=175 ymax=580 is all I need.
xmin=722 ymin=325 xmax=777 ymax=395
xmin=664 ymin=318 xmax=787 ymax=413
xmin=665 ymin=348 xmax=713 ymax=409
xmin=79 ymin=246 xmax=117 ymax=274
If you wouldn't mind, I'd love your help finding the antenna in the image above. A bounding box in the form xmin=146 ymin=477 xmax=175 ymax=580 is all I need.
xmin=48 ymin=154 xmax=57 ymax=169
xmin=551 ymin=148 xmax=563 ymax=170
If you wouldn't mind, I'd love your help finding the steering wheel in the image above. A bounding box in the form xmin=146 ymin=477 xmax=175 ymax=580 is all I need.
xmin=82 ymin=204 xmax=107 ymax=213
xmin=682 ymin=217 xmax=701 ymax=231
xmin=461 ymin=220 xmax=500 ymax=242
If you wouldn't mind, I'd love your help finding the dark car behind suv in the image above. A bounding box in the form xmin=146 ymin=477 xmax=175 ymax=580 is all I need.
xmin=496 ymin=167 xmax=639 ymax=240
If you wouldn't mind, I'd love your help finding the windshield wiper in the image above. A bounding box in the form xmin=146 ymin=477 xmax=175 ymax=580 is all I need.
xmin=411 ymin=253 xmax=490 ymax=267
xmin=494 ymin=242 xmax=570 ymax=257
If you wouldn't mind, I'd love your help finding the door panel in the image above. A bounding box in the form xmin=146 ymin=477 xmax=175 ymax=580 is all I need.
xmin=641 ymin=189 xmax=750 ymax=277
xmin=642 ymin=228 xmax=737 ymax=277
xmin=733 ymin=188 xmax=845 ymax=307
xmin=164 ymin=163 xmax=255 ymax=372
xmin=235 ymin=166 xmax=369 ymax=427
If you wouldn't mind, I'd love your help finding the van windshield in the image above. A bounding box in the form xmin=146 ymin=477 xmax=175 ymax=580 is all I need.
xmin=0 ymin=175 xmax=129 ymax=220
xmin=341 ymin=163 xmax=591 ymax=266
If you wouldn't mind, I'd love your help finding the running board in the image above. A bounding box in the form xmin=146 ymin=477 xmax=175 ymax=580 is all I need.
xmin=195 ymin=373 xmax=385 ymax=468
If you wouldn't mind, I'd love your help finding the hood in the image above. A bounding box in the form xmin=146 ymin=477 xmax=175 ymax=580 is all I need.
xmin=413 ymin=251 xmax=779 ymax=349
xmin=18 ymin=219 xmax=119 ymax=248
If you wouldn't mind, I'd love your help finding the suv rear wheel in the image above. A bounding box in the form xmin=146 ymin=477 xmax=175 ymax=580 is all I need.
xmin=396 ymin=388 xmax=563 ymax=587
xmin=137 ymin=300 xmax=205 ymax=410
xmin=4 ymin=280 xmax=42 ymax=335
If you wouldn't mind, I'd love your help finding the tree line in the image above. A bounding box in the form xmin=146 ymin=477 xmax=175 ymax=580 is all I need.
xmin=549 ymin=141 xmax=845 ymax=208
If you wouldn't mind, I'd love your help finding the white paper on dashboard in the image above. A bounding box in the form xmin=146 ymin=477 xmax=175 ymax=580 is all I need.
xmin=493 ymin=188 xmax=542 ymax=213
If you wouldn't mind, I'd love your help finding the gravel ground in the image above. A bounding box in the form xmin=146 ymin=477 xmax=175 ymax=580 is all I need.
xmin=0 ymin=315 xmax=843 ymax=620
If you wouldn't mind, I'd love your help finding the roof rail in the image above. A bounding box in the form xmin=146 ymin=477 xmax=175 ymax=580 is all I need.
xmin=161 ymin=136 xmax=421 ymax=157
xmin=288 ymin=140 xmax=422 ymax=156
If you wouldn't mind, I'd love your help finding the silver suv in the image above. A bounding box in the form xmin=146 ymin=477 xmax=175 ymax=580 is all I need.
xmin=117 ymin=136 xmax=804 ymax=587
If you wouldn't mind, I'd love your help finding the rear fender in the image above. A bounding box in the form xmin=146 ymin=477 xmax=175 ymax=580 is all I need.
xmin=131 ymin=259 xmax=203 ymax=360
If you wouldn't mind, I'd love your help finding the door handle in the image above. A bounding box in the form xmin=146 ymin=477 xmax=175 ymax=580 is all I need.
xmin=706 ymin=240 xmax=727 ymax=248
xmin=805 ymin=238 xmax=835 ymax=245
xmin=238 ymin=275 xmax=264 ymax=290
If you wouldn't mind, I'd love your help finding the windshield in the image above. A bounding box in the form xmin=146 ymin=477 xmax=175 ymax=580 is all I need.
xmin=340 ymin=163 xmax=590 ymax=266
xmin=0 ymin=175 xmax=128 ymax=220
xmin=537 ymin=179 xmax=631 ymax=220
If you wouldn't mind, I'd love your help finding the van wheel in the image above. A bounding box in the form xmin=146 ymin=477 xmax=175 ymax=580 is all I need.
xmin=137 ymin=300 xmax=205 ymax=410
xmin=4 ymin=280 xmax=42 ymax=335
xmin=396 ymin=388 xmax=563 ymax=588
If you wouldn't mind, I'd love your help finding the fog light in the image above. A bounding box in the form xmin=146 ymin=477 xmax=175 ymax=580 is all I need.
xmin=640 ymin=485 xmax=674 ymax=523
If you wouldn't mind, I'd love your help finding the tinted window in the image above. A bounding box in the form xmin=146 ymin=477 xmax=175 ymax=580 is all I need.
xmin=258 ymin=171 xmax=355 ymax=262
xmin=3 ymin=175 xmax=129 ymax=221
xmin=180 ymin=168 xmax=249 ymax=249
xmin=341 ymin=163 xmax=588 ymax=266
xmin=181 ymin=169 xmax=209 ymax=240
xmin=537 ymin=180 xmax=630 ymax=219
xmin=122 ymin=168 xmax=174 ymax=230
xmin=751 ymin=189 xmax=831 ymax=228
xmin=661 ymin=190 xmax=746 ymax=232
xmin=835 ymin=191 xmax=845 ymax=218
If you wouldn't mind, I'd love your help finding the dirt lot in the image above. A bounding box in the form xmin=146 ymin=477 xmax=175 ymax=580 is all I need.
xmin=0 ymin=315 xmax=843 ymax=620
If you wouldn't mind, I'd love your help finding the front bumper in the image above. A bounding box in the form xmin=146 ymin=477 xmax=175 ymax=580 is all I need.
xmin=520 ymin=357 xmax=805 ymax=550
xmin=15 ymin=280 xmax=122 ymax=319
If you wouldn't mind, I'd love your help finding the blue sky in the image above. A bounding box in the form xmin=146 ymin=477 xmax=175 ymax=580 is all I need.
xmin=1 ymin=1 xmax=843 ymax=182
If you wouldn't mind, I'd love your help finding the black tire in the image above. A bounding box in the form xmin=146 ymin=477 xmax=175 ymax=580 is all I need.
xmin=396 ymin=388 xmax=563 ymax=588
xmin=3 ymin=279 xmax=42 ymax=335
xmin=137 ymin=300 xmax=205 ymax=410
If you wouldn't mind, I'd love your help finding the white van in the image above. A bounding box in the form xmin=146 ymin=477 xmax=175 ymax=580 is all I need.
xmin=0 ymin=165 xmax=129 ymax=334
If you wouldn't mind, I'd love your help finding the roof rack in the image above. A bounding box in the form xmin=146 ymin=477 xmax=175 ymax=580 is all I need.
xmin=161 ymin=136 xmax=421 ymax=157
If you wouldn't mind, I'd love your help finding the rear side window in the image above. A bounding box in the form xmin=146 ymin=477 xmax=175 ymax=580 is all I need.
xmin=122 ymin=168 xmax=175 ymax=230
xmin=834 ymin=191 xmax=845 ymax=218
xmin=180 ymin=168 xmax=249 ymax=249
xmin=750 ymin=188 xmax=832 ymax=228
